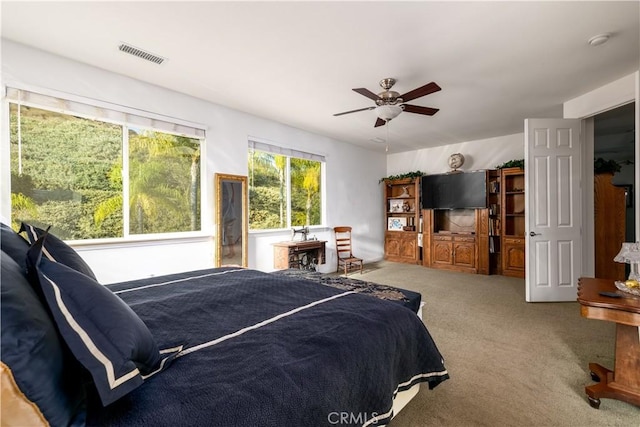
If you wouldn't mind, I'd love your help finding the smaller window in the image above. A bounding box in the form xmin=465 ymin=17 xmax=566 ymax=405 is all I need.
xmin=248 ymin=141 xmax=324 ymax=230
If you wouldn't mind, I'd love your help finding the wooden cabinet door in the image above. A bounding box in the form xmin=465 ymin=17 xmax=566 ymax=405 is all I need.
xmin=399 ymin=234 xmax=417 ymax=259
xmin=432 ymin=240 xmax=453 ymax=265
xmin=385 ymin=234 xmax=401 ymax=258
xmin=453 ymin=242 xmax=476 ymax=268
xmin=503 ymin=237 xmax=525 ymax=277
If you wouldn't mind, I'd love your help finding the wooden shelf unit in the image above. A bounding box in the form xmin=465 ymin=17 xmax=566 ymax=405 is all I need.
xmin=488 ymin=169 xmax=502 ymax=275
xmin=500 ymin=167 xmax=525 ymax=278
xmin=383 ymin=177 xmax=421 ymax=264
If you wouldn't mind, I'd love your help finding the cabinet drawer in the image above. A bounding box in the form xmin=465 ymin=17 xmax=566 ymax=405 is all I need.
xmin=433 ymin=235 xmax=453 ymax=241
xmin=453 ymin=236 xmax=475 ymax=243
xmin=503 ymin=237 xmax=524 ymax=245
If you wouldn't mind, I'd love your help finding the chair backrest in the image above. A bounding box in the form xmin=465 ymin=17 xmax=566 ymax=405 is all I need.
xmin=334 ymin=226 xmax=353 ymax=259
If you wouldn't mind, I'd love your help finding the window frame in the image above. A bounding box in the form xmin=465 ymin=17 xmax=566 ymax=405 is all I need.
xmin=5 ymin=86 xmax=207 ymax=243
xmin=247 ymin=139 xmax=326 ymax=232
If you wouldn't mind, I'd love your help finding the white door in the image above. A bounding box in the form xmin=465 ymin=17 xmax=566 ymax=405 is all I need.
xmin=525 ymin=118 xmax=582 ymax=302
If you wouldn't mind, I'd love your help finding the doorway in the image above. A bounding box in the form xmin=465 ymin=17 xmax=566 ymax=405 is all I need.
xmin=593 ymin=102 xmax=636 ymax=279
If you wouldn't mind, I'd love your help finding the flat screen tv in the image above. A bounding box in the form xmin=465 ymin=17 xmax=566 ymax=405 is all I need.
xmin=422 ymin=170 xmax=488 ymax=209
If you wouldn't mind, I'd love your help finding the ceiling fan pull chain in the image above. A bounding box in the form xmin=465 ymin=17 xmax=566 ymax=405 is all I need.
xmin=386 ymin=120 xmax=390 ymax=152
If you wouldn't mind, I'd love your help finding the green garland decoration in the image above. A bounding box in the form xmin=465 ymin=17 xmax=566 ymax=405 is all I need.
xmin=379 ymin=171 xmax=425 ymax=184
xmin=495 ymin=159 xmax=525 ymax=169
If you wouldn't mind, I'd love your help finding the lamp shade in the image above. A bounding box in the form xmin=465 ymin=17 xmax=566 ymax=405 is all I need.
xmin=614 ymin=242 xmax=640 ymax=263
xmin=375 ymin=105 xmax=403 ymax=121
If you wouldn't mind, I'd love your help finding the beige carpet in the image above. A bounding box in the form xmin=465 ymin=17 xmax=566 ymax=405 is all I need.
xmin=343 ymin=261 xmax=639 ymax=426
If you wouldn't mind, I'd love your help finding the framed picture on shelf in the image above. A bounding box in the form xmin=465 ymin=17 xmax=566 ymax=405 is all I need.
xmin=388 ymin=217 xmax=407 ymax=231
xmin=389 ymin=199 xmax=404 ymax=213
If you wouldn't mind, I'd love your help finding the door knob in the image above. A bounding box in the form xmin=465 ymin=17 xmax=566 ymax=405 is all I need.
xmin=529 ymin=231 xmax=541 ymax=237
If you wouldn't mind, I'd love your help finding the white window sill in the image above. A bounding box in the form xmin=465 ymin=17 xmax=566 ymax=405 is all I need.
xmin=67 ymin=232 xmax=212 ymax=251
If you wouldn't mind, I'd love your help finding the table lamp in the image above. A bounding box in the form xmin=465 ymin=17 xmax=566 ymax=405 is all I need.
xmin=613 ymin=242 xmax=640 ymax=281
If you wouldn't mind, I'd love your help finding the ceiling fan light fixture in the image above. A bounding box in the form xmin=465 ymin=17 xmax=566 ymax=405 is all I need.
xmin=375 ymin=104 xmax=403 ymax=120
xmin=588 ymin=33 xmax=611 ymax=47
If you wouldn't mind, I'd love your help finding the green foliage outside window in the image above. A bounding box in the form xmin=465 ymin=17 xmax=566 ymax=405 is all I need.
xmin=290 ymin=158 xmax=321 ymax=227
xmin=9 ymin=104 xmax=201 ymax=239
xmin=248 ymin=149 xmax=321 ymax=230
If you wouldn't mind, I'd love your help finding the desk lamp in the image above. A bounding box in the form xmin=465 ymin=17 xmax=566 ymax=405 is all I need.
xmin=613 ymin=242 xmax=640 ymax=281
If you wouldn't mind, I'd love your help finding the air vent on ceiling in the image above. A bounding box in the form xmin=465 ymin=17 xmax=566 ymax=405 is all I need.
xmin=118 ymin=43 xmax=165 ymax=65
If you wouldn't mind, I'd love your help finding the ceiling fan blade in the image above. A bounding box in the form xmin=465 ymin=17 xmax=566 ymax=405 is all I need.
xmin=353 ymin=88 xmax=380 ymax=101
xmin=400 ymin=82 xmax=441 ymax=102
xmin=333 ymin=106 xmax=375 ymax=116
xmin=374 ymin=117 xmax=387 ymax=127
xmin=402 ymin=104 xmax=439 ymax=116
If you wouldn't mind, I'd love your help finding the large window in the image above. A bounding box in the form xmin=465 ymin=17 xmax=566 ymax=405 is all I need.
xmin=8 ymin=89 xmax=203 ymax=240
xmin=248 ymin=141 xmax=323 ymax=230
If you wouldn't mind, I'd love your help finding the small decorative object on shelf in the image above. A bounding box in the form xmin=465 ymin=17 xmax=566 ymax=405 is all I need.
xmin=389 ymin=200 xmax=403 ymax=212
xmin=388 ymin=217 xmax=407 ymax=231
xmin=448 ymin=153 xmax=465 ymax=173
xmin=398 ymin=186 xmax=411 ymax=198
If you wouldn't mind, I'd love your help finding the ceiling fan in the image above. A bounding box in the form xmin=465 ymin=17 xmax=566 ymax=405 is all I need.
xmin=333 ymin=78 xmax=441 ymax=127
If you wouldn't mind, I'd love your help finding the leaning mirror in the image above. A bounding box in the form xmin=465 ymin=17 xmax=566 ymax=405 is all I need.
xmin=215 ymin=173 xmax=248 ymax=267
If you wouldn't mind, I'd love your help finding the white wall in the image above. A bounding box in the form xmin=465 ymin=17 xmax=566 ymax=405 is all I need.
xmin=386 ymin=133 xmax=524 ymax=175
xmin=1 ymin=40 xmax=386 ymax=283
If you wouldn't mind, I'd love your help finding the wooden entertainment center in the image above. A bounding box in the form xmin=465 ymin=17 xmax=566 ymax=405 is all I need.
xmin=422 ymin=208 xmax=490 ymax=274
xmin=383 ymin=168 xmax=525 ymax=277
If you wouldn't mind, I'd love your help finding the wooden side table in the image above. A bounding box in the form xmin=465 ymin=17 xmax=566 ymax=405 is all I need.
xmin=577 ymin=277 xmax=640 ymax=409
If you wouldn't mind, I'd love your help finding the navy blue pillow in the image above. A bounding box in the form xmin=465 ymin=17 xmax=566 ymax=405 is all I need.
xmin=1 ymin=222 xmax=29 ymax=271
xmin=26 ymin=234 xmax=162 ymax=406
xmin=1 ymin=250 xmax=86 ymax=426
xmin=20 ymin=222 xmax=97 ymax=280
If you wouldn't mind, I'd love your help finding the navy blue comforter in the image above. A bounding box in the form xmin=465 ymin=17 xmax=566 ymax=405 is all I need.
xmin=87 ymin=268 xmax=448 ymax=426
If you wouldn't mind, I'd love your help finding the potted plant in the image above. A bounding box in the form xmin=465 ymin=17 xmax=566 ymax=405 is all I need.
xmin=594 ymin=157 xmax=621 ymax=175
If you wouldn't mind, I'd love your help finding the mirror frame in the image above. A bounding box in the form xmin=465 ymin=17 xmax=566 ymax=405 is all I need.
xmin=214 ymin=173 xmax=248 ymax=267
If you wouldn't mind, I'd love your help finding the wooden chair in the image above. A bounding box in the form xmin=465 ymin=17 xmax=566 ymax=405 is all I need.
xmin=333 ymin=226 xmax=363 ymax=275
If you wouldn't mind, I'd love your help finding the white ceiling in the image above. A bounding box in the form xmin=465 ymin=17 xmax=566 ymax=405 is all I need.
xmin=1 ymin=1 xmax=638 ymax=154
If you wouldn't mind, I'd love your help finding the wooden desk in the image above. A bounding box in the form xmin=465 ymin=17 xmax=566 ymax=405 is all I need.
xmin=273 ymin=240 xmax=326 ymax=270
xmin=577 ymin=277 xmax=640 ymax=409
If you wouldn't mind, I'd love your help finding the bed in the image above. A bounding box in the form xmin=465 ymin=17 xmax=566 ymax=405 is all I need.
xmin=1 ymin=222 xmax=449 ymax=427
